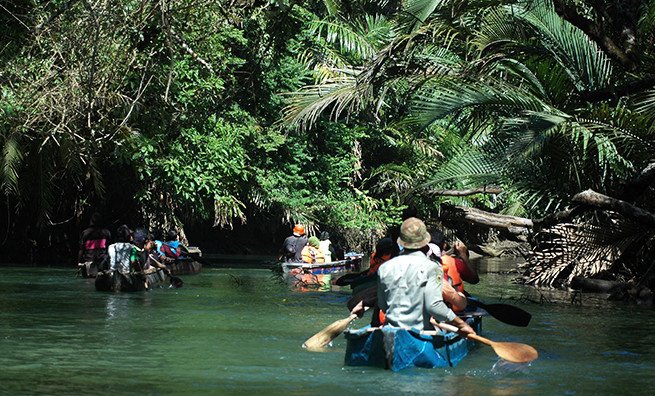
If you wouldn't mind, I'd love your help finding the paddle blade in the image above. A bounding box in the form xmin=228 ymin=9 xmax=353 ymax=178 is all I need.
xmin=491 ymin=341 xmax=539 ymax=364
xmin=346 ymin=285 xmax=377 ymax=312
xmin=335 ymin=272 xmax=362 ymax=286
xmin=169 ymin=275 xmax=184 ymax=288
xmin=437 ymin=322 xmax=539 ymax=364
xmin=476 ymin=302 xmax=532 ymax=327
xmin=303 ymin=314 xmax=357 ymax=351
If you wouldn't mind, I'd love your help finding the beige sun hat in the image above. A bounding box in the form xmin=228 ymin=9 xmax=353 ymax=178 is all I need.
xmin=397 ymin=217 xmax=431 ymax=249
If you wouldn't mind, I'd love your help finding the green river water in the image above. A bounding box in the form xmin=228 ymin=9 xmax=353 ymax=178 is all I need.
xmin=1 ymin=258 xmax=654 ymax=395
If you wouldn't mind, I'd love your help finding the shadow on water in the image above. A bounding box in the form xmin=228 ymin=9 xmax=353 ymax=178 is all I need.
xmin=0 ymin=257 xmax=654 ymax=395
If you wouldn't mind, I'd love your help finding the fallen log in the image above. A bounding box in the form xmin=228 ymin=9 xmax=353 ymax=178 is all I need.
xmin=440 ymin=205 xmax=533 ymax=230
xmin=570 ymin=276 xmax=626 ymax=293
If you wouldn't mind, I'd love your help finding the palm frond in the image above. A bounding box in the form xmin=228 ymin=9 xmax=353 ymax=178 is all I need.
xmin=633 ymin=89 xmax=655 ymax=120
xmin=400 ymin=0 xmax=447 ymax=31
xmin=1 ymin=137 xmax=23 ymax=196
xmin=412 ymin=79 xmax=549 ymax=129
xmin=213 ymin=195 xmax=246 ymax=229
xmin=509 ymin=0 xmax=614 ymax=91
xmin=523 ymin=215 xmax=645 ymax=286
xmin=281 ymin=73 xmax=373 ymax=130
xmin=309 ymin=16 xmax=388 ymax=61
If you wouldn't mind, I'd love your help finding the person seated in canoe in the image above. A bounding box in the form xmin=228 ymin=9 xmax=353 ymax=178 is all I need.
xmin=350 ymin=217 xmax=476 ymax=336
xmin=132 ymin=228 xmax=172 ymax=273
xmin=318 ymin=231 xmax=338 ymax=263
xmin=428 ymin=229 xmax=479 ymax=286
xmin=279 ymin=224 xmax=308 ymax=263
xmin=142 ymin=241 xmax=173 ymax=275
xmin=156 ymin=229 xmax=188 ymax=260
xmin=78 ymin=212 xmax=111 ymax=274
xmin=425 ymin=229 xmax=473 ymax=312
xmin=347 ymin=237 xmax=399 ymax=294
xmin=107 ymin=224 xmax=139 ymax=274
xmin=301 ymin=236 xmax=325 ymax=264
xmin=348 ymin=235 xmax=465 ymax=323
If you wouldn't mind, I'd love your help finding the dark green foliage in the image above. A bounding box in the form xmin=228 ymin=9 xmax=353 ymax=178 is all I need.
xmin=3 ymin=0 xmax=655 ymax=262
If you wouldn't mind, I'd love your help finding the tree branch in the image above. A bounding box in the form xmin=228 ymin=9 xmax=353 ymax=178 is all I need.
xmin=578 ymin=76 xmax=655 ymax=102
xmin=572 ymin=189 xmax=655 ymax=228
xmin=429 ymin=186 xmax=502 ymax=196
xmin=532 ymin=206 xmax=583 ymax=229
xmin=170 ymin=28 xmax=214 ymax=73
xmin=552 ymin=0 xmax=635 ymax=70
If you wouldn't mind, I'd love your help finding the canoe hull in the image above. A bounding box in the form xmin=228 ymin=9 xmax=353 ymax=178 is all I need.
xmin=281 ymin=257 xmax=362 ymax=292
xmin=95 ymin=269 xmax=169 ymax=292
xmin=166 ymin=259 xmax=202 ymax=276
xmin=344 ymin=316 xmax=482 ymax=371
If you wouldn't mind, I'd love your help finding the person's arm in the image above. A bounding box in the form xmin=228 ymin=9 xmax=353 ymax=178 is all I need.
xmin=425 ymin=263 xmax=475 ymax=335
xmin=149 ymin=254 xmax=171 ymax=274
xmin=430 ymin=315 xmax=475 ymax=336
xmin=453 ymin=241 xmax=479 ymax=284
xmin=425 ymin=263 xmax=456 ymax=323
xmin=442 ymin=280 xmax=467 ymax=311
xmin=107 ymin=245 xmax=116 ymax=270
xmin=377 ymin=275 xmax=389 ymax=314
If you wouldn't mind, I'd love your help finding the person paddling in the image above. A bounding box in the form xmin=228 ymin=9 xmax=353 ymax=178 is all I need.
xmin=428 ymin=229 xmax=479 ymax=286
xmin=350 ymin=217 xmax=475 ymax=336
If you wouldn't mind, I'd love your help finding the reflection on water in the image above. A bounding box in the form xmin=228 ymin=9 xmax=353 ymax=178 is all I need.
xmin=0 ymin=260 xmax=654 ymax=395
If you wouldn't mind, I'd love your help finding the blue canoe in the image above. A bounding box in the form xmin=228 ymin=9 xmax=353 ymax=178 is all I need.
xmin=344 ymin=314 xmax=482 ymax=371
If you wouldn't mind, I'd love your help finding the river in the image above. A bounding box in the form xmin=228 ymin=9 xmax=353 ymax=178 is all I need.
xmin=1 ymin=258 xmax=654 ymax=395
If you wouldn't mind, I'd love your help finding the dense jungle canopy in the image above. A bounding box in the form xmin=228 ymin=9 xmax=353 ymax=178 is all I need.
xmin=1 ymin=0 xmax=654 ymax=291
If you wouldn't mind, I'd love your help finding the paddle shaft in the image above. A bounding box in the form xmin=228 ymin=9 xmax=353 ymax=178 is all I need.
xmin=303 ymin=308 xmax=369 ymax=351
xmin=436 ymin=322 xmax=493 ymax=346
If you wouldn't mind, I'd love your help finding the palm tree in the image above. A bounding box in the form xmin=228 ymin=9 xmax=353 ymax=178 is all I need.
xmin=281 ymin=0 xmax=655 ymax=287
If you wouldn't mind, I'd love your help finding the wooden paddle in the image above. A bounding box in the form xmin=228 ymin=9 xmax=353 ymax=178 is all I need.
xmin=433 ymin=322 xmax=538 ymax=363
xmin=466 ymin=298 xmax=532 ymax=327
xmin=303 ymin=309 xmax=367 ymax=351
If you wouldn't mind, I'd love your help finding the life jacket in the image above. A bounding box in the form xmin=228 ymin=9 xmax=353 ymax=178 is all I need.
xmin=301 ymin=245 xmax=325 ymax=264
xmin=367 ymin=253 xmax=392 ymax=276
xmin=441 ymin=255 xmax=464 ymax=293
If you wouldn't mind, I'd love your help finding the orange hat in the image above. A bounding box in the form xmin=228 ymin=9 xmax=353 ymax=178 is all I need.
xmin=293 ymin=224 xmax=305 ymax=236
